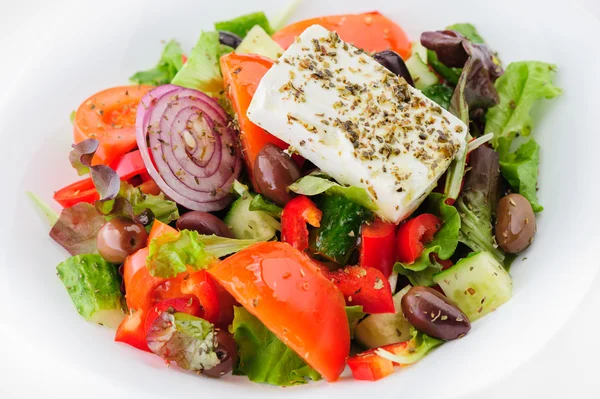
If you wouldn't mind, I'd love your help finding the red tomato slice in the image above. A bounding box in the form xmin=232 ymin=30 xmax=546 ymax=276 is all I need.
xmin=73 ymin=85 xmax=153 ymax=165
xmin=208 ymin=242 xmax=350 ymax=382
xmin=325 ymin=266 xmax=395 ymax=314
xmin=360 ymin=218 xmax=397 ymax=278
xmin=396 ymin=214 xmax=442 ymax=263
xmin=273 ymin=11 xmax=412 ymax=60
xmin=220 ymin=53 xmax=293 ymax=189
xmin=179 ymin=271 xmax=220 ymax=324
xmin=144 ymin=296 xmax=203 ymax=333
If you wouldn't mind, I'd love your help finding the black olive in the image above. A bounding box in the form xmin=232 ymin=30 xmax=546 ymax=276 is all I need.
xmin=202 ymin=329 xmax=237 ymax=378
xmin=218 ymin=31 xmax=243 ymax=49
xmin=96 ymin=218 xmax=148 ymax=264
xmin=374 ymin=50 xmax=415 ymax=87
xmin=176 ymin=211 xmax=233 ymax=238
xmin=254 ymin=144 xmax=302 ymax=206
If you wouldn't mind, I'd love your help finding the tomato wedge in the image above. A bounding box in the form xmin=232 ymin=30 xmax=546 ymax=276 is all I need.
xmin=221 ymin=53 xmax=292 ymax=188
xmin=396 ymin=214 xmax=442 ymax=263
xmin=209 ymin=242 xmax=350 ymax=382
xmin=73 ymin=85 xmax=152 ymax=165
xmin=273 ymin=11 xmax=412 ymax=60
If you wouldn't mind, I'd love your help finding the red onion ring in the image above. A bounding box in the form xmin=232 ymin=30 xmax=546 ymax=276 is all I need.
xmin=136 ymin=85 xmax=241 ymax=211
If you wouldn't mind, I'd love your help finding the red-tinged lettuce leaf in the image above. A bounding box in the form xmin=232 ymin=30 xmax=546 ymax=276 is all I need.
xmin=68 ymin=139 xmax=120 ymax=201
xmin=421 ymin=30 xmax=503 ymax=112
xmin=49 ymin=203 xmax=106 ymax=255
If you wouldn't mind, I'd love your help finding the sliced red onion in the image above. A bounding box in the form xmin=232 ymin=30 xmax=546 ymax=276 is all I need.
xmin=136 ymin=85 xmax=241 ymax=211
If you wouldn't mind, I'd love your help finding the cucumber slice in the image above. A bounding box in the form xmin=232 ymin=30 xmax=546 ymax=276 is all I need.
xmin=433 ymin=251 xmax=512 ymax=321
xmin=405 ymin=52 xmax=439 ymax=90
xmin=224 ymin=195 xmax=278 ymax=241
xmin=57 ymin=254 xmax=125 ymax=328
xmin=412 ymin=41 xmax=428 ymax=61
xmin=355 ymin=285 xmax=413 ymax=349
xmin=235 ymin=25 xmax=284 ymax=60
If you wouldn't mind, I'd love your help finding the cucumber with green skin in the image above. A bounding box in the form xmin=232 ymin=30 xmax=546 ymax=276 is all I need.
xmin=309 ymin=195 xmax=372 ymax=265
xmin=57 ymin=254 xmax=125 ymax=328
xmin=433 ymin=251 xmax=512 ymax=321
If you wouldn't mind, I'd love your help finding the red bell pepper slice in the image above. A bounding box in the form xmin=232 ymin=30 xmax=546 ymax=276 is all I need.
xmin=324 ymin=265 xmax=395 ymax=314
xmin=115 ymin=309 xmax=150 ymax=352
xmin=396 ymin=214 xmax=442 ymax=264
xmin=109 ymin=149 xmax=146 ymax=180
xmin=54 ymin=150 xmax=148 ymax=208
xmin=360 ymin=218 xmax=397 ymax=278
xmin=347 ymin=341 xmax=412 ymax=381
xmin=53 ymin=178 xmax=99 ymax=208
xmin=281 ymin=195 xmax=322 ymax=252
xmin=144 ymin=296 xmax=203 ymax=333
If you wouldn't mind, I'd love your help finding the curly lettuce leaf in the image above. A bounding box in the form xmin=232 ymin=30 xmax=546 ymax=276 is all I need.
xmin=120 ymin=183 xmax=179 ymax=224
xmin=486 ymin=61 xmax=561 ymax=147
xmin=50 ymin=203 xmax=106 ymax=255
xmin=499 ymin=139 xmax=542 ymax=212
xmin=456 ymin=146 xmax=506 ymax=264
xmin=69 ymin=139 xmax=120 ymax=200
xmin=230 ymin=307 xmax=321 ymax=386
xmin=171 ymin=32 xmax=233 ymax=97
xmin=146 ymin=312 xmax=219 ymax=372
xmin=214 ymin=11 xmax=273 ymax=37
xmin=146 ymin=229 xmax=258 ymax=278
xmin=394 ymin=193 xmax=460 ymax=286
xmin=130 ymin=40 xmax=184 ymax=86
xmin=288 ymin=175 xmax=378 ymax=211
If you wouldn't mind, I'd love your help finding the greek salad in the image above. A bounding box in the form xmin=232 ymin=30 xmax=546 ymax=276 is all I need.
xmin=30 ymin=6 xmax=561 ymax=385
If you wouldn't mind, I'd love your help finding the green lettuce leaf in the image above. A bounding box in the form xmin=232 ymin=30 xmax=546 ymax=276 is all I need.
xmin=346 ymin=306 xmax=365 ymax=339
xmin=120 ymin=183 xmax=179 ymax=224
xmin=130 ymin=40 xmax=184 ymax=86
xmin=374 ymin=327 xmax=442 ymax=365
xmin=230 ymin=307 xmax=321 ymax=386
xmin=394 ymin=193 xmax=460 ymax=286
xmin=171 ymin=32 xmax=233 ymax=97
xmin=446 ymin=23 xmax=485 ymax=44
xmin=249 ymin=194 xmax=283 ymax=218
xmin=214 ymin=11 xmax=273 ymax=37
xmin=499 ymin=139 xmax=543 ymax=212
xmin=288 ymin=175 xmax=378 ymax=211
xmin=146 ymin=312 xmax=219 ymax=372
xmin=486 ymin=61 xmax=562 ymax=148
xmin=146 ymin=229 xmax=258 ymax=278
xmin=485 ymin=61 xmax=561 ymax=211
xmin=27 ymin=191 xmax=59 ymax=226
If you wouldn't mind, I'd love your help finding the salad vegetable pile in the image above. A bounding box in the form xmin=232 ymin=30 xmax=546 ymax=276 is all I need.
xmin=31 ymin=5 xmax=561 ymax=386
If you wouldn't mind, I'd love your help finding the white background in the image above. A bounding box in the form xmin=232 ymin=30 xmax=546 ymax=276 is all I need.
xmin=0 ymin=1 xmax=598 ymax=398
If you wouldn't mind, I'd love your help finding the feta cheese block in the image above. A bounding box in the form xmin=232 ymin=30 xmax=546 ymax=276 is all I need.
xmin=247 ymin=25 xmax=467 ymax=223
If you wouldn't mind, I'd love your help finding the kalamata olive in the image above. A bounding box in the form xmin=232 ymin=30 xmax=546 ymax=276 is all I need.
xmin=254 ymin=143 xmax=302 ymax=206
xmin=96 ymin=218 xmax=148 ymax=264
xmin=203 ymin=329 xmax=237 ymax=378
xmin=401 ymin=286 xmax=471 ymax=340
xmin=176 ymin=211 xmax=233 ymax=238
xmin=218 ymin=31 xmax=242 ymax=49
xmin=495 ymin=193 xmax=536 ymax=254
xmin=373 ymin=50 xmax=415 ymax=87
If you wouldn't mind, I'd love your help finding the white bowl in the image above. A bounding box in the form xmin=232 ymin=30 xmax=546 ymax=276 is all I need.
xmin=1 ymin=0 xmax=599 ymax=398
